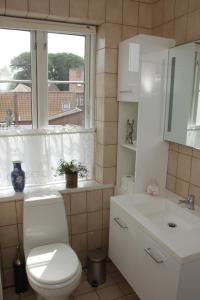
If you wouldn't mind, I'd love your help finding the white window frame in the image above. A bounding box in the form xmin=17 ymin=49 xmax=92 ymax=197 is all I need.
xmin=0 ymin=16 xmax=96 ymax=131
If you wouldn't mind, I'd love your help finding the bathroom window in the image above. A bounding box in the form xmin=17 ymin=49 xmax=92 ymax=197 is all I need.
xmin=0 ymin=19 xmax=95 ymax=130
xmin=0 ymin=18 xmax=95 ymax=188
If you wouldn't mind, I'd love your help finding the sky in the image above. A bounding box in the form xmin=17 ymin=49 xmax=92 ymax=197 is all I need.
xmin=0 ymin=29 xmax=85 ymax=79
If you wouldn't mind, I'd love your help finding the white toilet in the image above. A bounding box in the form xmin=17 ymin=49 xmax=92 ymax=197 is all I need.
xmin=23 ymin=191 xmax=82 ymax=300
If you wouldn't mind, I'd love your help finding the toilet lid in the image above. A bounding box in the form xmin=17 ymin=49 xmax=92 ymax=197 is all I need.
xmin=26 ymin=243 xmax=80 ymax=285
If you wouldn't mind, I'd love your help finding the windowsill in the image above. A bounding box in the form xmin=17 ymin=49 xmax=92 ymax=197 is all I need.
xmin=0 ymin=180 xmax=114 ymax=202
xmin=0 ymin=125 xmax=95 ymax=137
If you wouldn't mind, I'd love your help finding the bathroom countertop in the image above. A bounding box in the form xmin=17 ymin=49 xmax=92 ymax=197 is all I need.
xmin=0 ymin=180 xmax=113 ymax=202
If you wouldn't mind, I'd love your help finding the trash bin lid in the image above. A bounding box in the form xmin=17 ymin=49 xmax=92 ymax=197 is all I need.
xmin=88 ymin=249 xmax=106 ymax=262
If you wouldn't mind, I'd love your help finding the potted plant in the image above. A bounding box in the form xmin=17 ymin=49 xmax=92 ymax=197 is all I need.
xmin=56 ymin=159 xmax=88 ymax=188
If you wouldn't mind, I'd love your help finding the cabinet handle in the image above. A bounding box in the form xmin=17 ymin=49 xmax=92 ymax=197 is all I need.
xmin=144 ymin=248 xmax=164 ymax=264
xmin=113 ymin=217 xmax=128 ymax=229
xmin=119 ymin=90 xmax=132 ymax=94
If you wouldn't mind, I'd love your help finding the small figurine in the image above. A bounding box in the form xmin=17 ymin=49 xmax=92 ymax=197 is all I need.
xmin=126 ymin=119 xmax=134 ymax=144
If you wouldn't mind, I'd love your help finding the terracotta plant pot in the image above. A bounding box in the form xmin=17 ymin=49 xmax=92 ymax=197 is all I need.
xmin=66 ymin=173 xmax=78 ymax=188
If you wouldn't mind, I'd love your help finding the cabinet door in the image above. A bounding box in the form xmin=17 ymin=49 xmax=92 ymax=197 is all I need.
xmin=164 ymin=43 xmax=195 ymax=145
xmin=118 ymin=40 xmax=140 ymax=102
xmin=109 ymin=202 xmax=139 ymax=289
xmin=136 ymin=229 xmax=179 ymax=300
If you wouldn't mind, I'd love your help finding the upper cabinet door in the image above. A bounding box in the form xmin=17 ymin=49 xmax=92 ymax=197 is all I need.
xmin=164 ymin=43 xmax=196 ymax=145
xmin=118 ymin=39 xmax=141 ymax=102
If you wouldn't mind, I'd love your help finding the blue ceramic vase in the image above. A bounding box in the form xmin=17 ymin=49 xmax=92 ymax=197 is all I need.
xmin=11 ymin=161 xmax=25 ymax=192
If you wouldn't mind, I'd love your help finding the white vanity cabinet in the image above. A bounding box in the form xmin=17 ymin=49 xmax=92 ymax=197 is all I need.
xmin=118 ymin=40 xmax=140 ymax=102
xmin=109 ymin=196 xmax=200 ymax=300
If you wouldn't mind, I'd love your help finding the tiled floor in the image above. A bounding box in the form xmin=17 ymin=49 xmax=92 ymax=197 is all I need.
xmin=3 ymin=262 xmax=140 ymax=300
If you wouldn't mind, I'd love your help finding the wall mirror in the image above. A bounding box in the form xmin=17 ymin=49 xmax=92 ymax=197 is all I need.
xmin=164 ymin=41 xmax=200 ymax=149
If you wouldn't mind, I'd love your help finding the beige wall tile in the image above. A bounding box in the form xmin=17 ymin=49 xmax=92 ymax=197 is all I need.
xmin=190 ymin=157 xmax=200 ymax=187
xmin=122 ymin=26 xmax=138 ymax=40
xmin=0 ymin=202 xmax=17 ymax=226
xmin=69 ymin=0 xmax=88 ymax=19
xmin=105 ymin=23 xmax=122 ymax=49
xmin=6 ymin=0 xmax=28 ymax=16
xmin=95 ymin=164 xmax=104 ymax=183
xmin=175 ymin=0 xmax=189 ymax=17
xmin=167 ymin=150 xmax=178 ymax=176
xmin=163 ymin=0 xmax=175 ymax=22
xmin=96 ymin=49 xmax=105 ymax=74
xmin=97 ymin=24 xmax=106 ymax=50
xmin=49 ymin=0 xmax=69 ymax=19
xmin=2 ymin=247 xmax=17 ymax=269
xmin=96 ymin=143 xmax=104 ymax=166
xmin=96 ymin=98 xmax=118 ymax=122
xmin=103 ymin=167 xmax=116 ymax=184
xmin=152 ymin=0 xmax=163 ymax=27
xmin=166 ymin=174 xmax=176 ymax=192
xmin=101 ymin=122 xmax=118 ymax=145
xmin=169 ymin=142 xmax=179 ymax=151
xmin=106 ymin=0 xmax=123 ymax=24
xmin=139 ymin=3 xmax=152 ymax=29
xmin=103 ymin=188 xmax=113 ymax=209
xmin=189 ymin=0 xmax=200 ymax=12
xmin=152 ymin=25 xmax=163 ymax=36
xmin=88 ymin=230 xmax=102 ymax=250
xmin=71 ymin=192 xmax=86 ymax=215
xmin=175 ymin=179 xmax=189 ymax=198
xmin=179 ymin=145 xmax=193 ymax=156
xmin=96 ymin=73 xmax=104 ymax=98
xmin=177 ymin=153 xmax=191 ymax=182
xmin=163 ymin=21 xmax=174 ymax=38
xmin=63 ymin=194 xmax=71 ymax=215
xmin=71 ymin=214 xmax=87 ymax=234
xmin=0 ymin=225 xmax=18 ymax=248
xmin=193 ymin=148 xmax=200 ymax=159
xmin=71 ymin=233 xmax=87 ymax=253
xmin=174 ymin=15 xmax=187 ymax=45
xmin=0 ymin=0 xmax=5 ymax=14
xmin=3 ymin=268 xmax=14 ymax=288
xmin=102 ymin=229 xmax=109 ymax=250
xmin=138 ymin=27 xmax=152 ymax=34
xmin=103 ymin=145 xmax=117 ymax=167
xmin=28 ymin=0 xmax=49 ymax=18
xmin=103 ymin=209 xmax=110 ymax=229
xmin=89 ymin=0 xmax=106 ymax=22
xmin=17 ymin=223 xmax=23 ymax=244
xmin=87 ymin=190 xmax=103 ymax=212
xmin=105 ymin=49 xmax=118 ymax=74
xmin=16 ymin=200 xmax=23 ymax=223
xmin=189 ymin=184 xmax=200 ymax=206
xmin=187 ymin=10 xmax=200 ymax=42
xmin=123 ymin=0 xmax=139 ymax=26
xmin=88 ymin=211 xmax=102 ymax=231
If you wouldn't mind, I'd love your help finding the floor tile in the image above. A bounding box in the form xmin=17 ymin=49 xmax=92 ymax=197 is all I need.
xmin=118 ymin=281 xmax=134 ymax=296
xmin=73 ymin=280 xmax=95 ymax=296
xmin=111 ymin=271 xmax=126 ymax=284
xmin=126 ymin=293 xmax=140 ymax=300
xmin=74 ymin=291 xmax=99 ymax=300
xmin=97 ymin=285 xmax=123 ymax=300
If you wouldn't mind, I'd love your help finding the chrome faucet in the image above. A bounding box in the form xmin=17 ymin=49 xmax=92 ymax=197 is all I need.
xmin=179 ymin=194 xmax=195 ymax=210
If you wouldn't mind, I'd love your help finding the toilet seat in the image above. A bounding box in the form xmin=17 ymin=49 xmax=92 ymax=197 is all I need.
xmin=26 ymin=243 xmax=80 ymax=287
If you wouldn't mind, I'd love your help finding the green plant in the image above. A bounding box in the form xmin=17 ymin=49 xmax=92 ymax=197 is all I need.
xmin=56 ymin=159 xmax=88 ymax=178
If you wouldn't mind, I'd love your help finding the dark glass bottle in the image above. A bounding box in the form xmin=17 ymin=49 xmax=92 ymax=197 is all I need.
xmin=11 ymin=161 xmax=25 ymax=192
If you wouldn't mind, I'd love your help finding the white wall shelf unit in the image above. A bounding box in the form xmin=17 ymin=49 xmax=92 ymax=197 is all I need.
xmin=116 ymin=34 xmax=175 ymax=195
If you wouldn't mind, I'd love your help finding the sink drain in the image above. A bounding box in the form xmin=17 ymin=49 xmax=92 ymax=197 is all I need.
xmin=168 ymin=222 xmax=177 ymax=228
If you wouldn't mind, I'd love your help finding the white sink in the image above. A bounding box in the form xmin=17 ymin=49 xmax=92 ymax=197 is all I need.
xmin=133 ymin=197 xmax=200 ymax=231
xmin=112 ymin=192 xmax=200 ymax=263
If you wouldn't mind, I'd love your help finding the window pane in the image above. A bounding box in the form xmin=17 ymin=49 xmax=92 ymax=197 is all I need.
xmin=48 ymin=83 xmax=85 ymax=127
xmin=0 ymin=29 xmax=31 ymax=81
xmin=48 ymin=33 xmax=85 ymax=127
xmin=0 ymin=83 xmax=32 ymax=129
